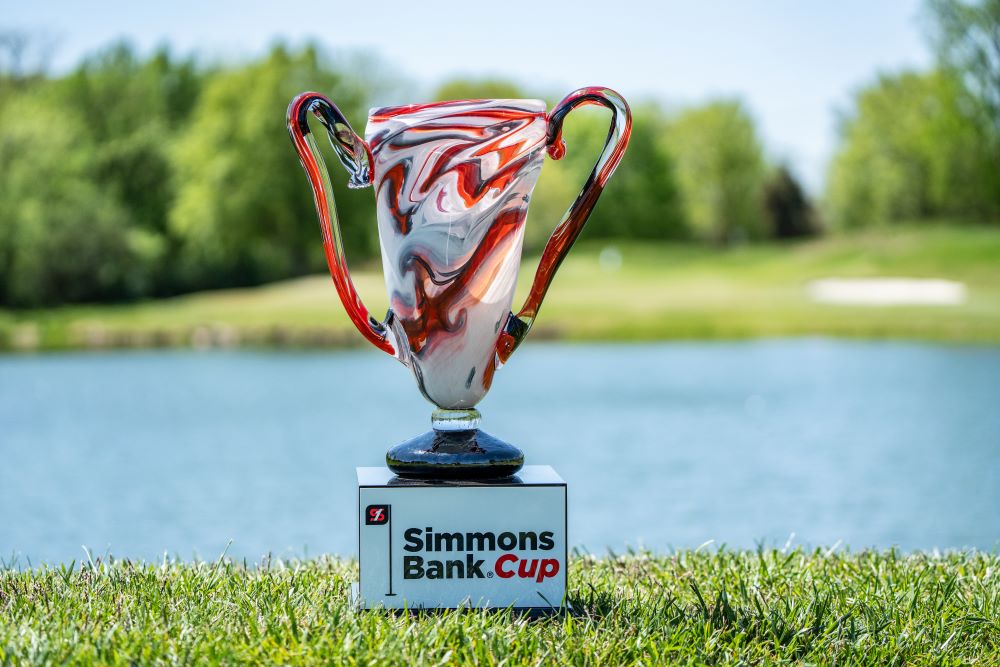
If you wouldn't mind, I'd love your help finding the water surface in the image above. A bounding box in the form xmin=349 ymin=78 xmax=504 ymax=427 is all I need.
xmin=1 ymin=339 xmax=998 ymax=564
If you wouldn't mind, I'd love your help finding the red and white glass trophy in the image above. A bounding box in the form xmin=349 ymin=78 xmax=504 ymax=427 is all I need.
xmin=288 ymin=89 xmax=630 ymax=610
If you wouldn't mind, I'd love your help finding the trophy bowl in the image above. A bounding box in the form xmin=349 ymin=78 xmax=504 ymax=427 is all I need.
xmin=288 ymin=88 xmax=631 ymax=479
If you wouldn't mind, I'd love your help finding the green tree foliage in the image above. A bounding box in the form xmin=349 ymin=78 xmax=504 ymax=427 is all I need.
xmin=0 ymin=42 xmax=199 ymax=305
xmin=927 ymin=0 xmax=1000 ymax=134
xmin=0 ymin=47 xmax=819 ymax=307
xmin=169 ymin=45 xmax=377 ymax=291
xmin=0 ymin=90 xmax=148 ymax=305
xmin=827 ymin=70 xmax=999 ymax=227
xmin=666 ymin=101 xmax=768 ymax=244
xmin=0 ymin=41 xmax=392 ymax=306
xmin=55 ymin=43 xmax=203 ymax=294
xmin=598 ymin=105 xmax=687 ymax=240
xmin=547 ymin=104 xmax=687 ymax=242
xmin=763 ymin=166 xmax=819 ymax=239
xmin=825 ymin=1 xmax=1000 ymax=227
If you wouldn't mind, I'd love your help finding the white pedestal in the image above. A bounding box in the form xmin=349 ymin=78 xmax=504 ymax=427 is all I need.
xmin=355 ymin=465 xmax=567 ymax=611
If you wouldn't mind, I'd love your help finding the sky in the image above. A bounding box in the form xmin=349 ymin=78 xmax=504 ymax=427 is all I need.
xmin=6 ymin=0 xmax=933 ymax=193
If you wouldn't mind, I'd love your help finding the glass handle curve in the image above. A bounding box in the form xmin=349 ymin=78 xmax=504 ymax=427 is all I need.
xmin=287 ymin=92 xmax=396 ymax=357
xmin=496 ymin=86 xmax=632 ymax=364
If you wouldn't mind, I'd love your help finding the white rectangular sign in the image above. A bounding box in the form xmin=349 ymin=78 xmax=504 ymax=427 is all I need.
xmin=356 ymin=466 xmax=567 ymax=610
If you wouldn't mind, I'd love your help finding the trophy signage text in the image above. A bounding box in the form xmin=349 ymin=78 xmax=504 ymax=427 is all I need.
xmin=355 ymin=466 xmax=566 ymax=610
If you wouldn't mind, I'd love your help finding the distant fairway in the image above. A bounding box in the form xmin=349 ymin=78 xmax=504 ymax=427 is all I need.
xmin=4 ymin=226 xmax=1000 ymax=350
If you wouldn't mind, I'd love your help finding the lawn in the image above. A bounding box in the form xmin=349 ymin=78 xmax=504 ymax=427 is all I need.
xmin=3 ymin=225 xmax=1000 ymax=350
xmin=1 ymin=550 xmax=997 ymax=664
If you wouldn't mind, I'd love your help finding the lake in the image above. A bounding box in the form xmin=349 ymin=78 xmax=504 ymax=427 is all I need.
xmin=1 ymin=339 xmax=998 ymax=565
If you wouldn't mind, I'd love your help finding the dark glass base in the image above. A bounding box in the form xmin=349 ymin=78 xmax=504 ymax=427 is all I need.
xmin=386 ymin=429 xmax=524 ymax=480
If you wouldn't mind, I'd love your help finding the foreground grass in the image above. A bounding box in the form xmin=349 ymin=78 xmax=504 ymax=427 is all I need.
xmin=3 ymin=225 xmax=1000 ymax=350
xmin=1 ymin=550 xmax=998 ymax=664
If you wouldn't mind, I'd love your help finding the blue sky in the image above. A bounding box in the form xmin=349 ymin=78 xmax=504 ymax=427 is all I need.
xmin=6 ymin=0 xmax=932 ymax=192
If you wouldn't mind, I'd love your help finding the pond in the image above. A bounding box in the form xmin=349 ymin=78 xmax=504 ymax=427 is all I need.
xmin=2 ymin=339 xmax=998 ymax=565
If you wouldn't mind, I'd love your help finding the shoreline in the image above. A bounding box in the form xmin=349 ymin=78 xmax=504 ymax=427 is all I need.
xmin=3 ymin=324 xmax=1000 ymax=353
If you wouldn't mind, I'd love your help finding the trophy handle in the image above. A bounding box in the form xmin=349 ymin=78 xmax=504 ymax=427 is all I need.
xmin=287 ymin=92 xmax=396 ymax=357
xmin=496 ymin=87 xmax=632 ymax=363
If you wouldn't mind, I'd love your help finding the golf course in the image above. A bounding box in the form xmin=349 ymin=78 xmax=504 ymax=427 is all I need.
xmin=4 ymin=226 xmax=999 ymax=351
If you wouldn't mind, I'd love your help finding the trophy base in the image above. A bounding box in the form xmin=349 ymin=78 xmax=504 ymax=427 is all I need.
xmin=356 ymin=465 xmax=567 ymax=611
xmin=386 ymin=429 xmax=524 ymax=480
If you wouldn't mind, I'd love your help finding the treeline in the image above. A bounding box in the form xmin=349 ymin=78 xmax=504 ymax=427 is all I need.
xmin=0 ymin=44 xmax=381 ymax=306
xmin=828 ymin=0 xmax=1000 ymax=227
xmin=0 ymin=43 xmax=811 ymax=308
xmin=0 ymin=0 xmax=996 ymax=308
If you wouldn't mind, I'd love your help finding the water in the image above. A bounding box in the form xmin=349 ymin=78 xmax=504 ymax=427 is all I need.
xmin=1 ymin=339 xmax=998 ymax=565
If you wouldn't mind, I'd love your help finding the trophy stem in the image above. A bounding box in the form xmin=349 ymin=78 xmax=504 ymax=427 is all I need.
xmin=386 ymin=408 xmax=524 ymax=480
xmin=431 ymin=408 xmax=482 ymax=431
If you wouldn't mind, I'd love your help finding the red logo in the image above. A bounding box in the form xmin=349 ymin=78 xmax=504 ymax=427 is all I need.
xmin=366 ymin=504 xmax=389 ymax=525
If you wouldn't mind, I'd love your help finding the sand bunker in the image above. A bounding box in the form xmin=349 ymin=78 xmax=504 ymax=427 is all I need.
xmin=807 ymin=278 xmax=967 ymax=306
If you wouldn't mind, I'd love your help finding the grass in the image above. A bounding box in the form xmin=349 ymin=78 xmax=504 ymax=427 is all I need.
xmin=3 ymin=225 xmax=1000 ymax=350
xmin=2 ymin=550 xmax=997 ymax=664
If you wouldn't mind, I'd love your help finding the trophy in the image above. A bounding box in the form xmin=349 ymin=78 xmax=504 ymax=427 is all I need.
xmin=288 ymin=87 xmax=630 ymax=610
xmin=288 ymin=88 xmax=630 ymax=477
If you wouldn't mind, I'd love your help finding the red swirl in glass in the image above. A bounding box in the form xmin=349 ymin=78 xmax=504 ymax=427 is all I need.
xmin=288 ymin=88 xmax=631 ymax=409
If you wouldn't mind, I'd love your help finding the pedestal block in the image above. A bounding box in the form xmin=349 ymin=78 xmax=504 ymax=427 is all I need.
xmin=355 ymin=465 xmax=567 ymax=611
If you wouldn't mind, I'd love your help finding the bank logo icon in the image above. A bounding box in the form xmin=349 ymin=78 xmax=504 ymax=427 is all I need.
xmin=365 ymin=504 xmax=389 ymax=526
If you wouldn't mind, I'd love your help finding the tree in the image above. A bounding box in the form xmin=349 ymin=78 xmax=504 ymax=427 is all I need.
xmin=926 ymin=0 xmax=1000 ymax=215
xmin=763 ymin=166 xmax=818 ymax=239
xmin=666 ymin=100 xmax=768 ymax=244
xmin=600 ymin=105 xmax=687 ymax=240
xmin=926 ymin=0 xmax=1000 ymax=135
xmin=0 ymin=42 xmax=206 ymax=306
xmin=169 ymin=44 xmax=379 ymax=291
xmin=826 ymin=1 xmax=1000 ymax=228
xmin=53 ymin=42 xmax=204 ymax=295
xmin=0 ymin=90 xmax=150 ymax=306
xmin=552 ymin=103 xmax=687 ymax=241
xmin=826 ymin=69 xmax=999 ymax=227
